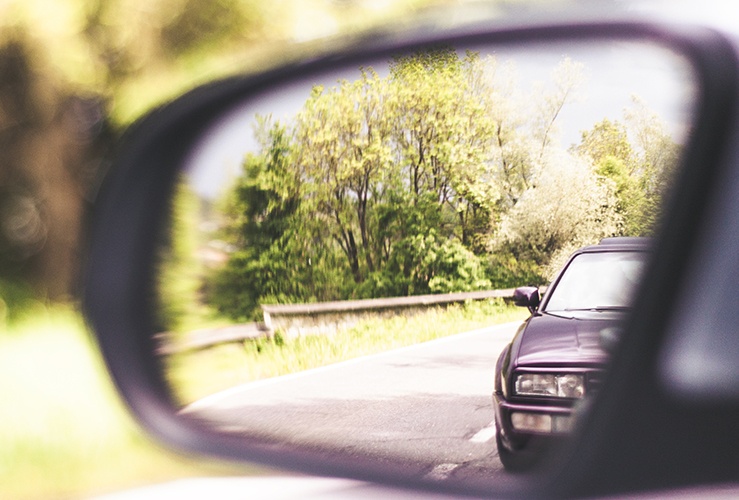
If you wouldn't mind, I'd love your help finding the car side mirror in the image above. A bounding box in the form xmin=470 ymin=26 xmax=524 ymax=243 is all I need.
xmin=513 ymin=286 xmax=540 ymax=313
xmin=82 ymin=13 xmax=739 ymax=498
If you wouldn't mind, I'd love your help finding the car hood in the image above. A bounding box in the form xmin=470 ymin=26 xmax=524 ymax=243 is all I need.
xmin=515 ymin=310 xmax=622 ymax=367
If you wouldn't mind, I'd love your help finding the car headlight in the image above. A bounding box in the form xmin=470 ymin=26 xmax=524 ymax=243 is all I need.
xmin=514 ymin=373 xmax=585 ymax=398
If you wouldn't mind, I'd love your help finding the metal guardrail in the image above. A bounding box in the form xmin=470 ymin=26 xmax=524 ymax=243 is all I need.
xmin=159 ymin=288 xmax=517 ymax=354
xmin=156 ymin=323 xmax=268 ymax=355
xmin=260 ymin=289 xmax=516 ymax=316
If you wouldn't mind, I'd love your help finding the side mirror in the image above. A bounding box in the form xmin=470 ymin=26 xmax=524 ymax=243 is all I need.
xmin=81 ymin=14 xmax=739 ymax=498
xmin=513 ymin=286 xmax=540 ymax=313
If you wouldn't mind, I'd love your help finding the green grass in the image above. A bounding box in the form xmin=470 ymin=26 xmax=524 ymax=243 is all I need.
xmin=0 ymin=305 xmax=261 ymax=500
xmin=167 ymin=299 xmax=528 ymax=404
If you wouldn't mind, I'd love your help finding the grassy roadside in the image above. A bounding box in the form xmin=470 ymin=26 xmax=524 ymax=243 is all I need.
xmin=166 ymin=299 xmax=528 ymax=404
xmin=0 ymin=300 xmax=525 ymax=498
xmin=0 ymin=306 xmax=263 ymax=500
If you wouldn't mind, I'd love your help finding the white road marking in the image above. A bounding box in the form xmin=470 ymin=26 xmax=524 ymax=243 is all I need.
xmin=424 ymin=463 xmax=460 ymax=481
xmin=469 ymin=421 xmax=496 ymax=443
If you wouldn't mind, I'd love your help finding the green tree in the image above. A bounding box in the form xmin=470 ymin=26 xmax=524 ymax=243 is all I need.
xmin=224 ymin=119 xmax=301 ymax=253
xmin=210 ymin=48 xmax=511 ymax=315
xmin=577 ymin=119 xmax=634 ymax=165
xmin=210 ymin=120 xmax=321 ymax=319
xmin=576 ymin=118 xmax=648 ymax=234
xmin=294 ymin=70 xmax=394 ymax=284
xmin=211 ymin=49 xmax=685 ymax=314
xmin=356 ymin=230 xmax=491 ymax=298
xmin=292 ymin=48 xmax=503 ymax=286
xmin=575 ymin=99 xmax=681 ymax=236
xmin=389 ymin=49 xmax=500 ymax=250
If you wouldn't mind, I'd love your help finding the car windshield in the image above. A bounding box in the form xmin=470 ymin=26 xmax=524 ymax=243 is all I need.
xmin=544 ymin=250 xmax=647 ymax=312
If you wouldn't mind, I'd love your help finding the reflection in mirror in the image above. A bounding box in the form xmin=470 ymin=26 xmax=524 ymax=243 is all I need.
xmin=155 ymin=39 xmax=695 ymax=484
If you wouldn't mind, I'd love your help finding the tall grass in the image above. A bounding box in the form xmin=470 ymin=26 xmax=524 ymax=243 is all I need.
xmin=0 ymin=306 xmax=254 ymax=500
xmin=167 ymin=299 xmax=527 ymax=404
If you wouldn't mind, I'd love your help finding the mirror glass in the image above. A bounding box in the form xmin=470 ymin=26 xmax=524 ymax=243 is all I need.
xmin=154 ymin=38 xmax=696 ymax=485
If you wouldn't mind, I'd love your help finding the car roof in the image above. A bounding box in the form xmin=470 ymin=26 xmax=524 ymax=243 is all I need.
xmin=575 ymin=237 xmax=653 ymax=254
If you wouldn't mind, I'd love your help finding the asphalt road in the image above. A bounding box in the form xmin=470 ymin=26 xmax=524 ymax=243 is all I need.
xmin=183 ymin=321 xmax=522 ymax=487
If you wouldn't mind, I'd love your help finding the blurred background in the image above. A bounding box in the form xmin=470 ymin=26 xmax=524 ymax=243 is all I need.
xmin=0 ymin=1 xmax=488 ymax=498
xmin=0 ymin=0 xmax=474 ymax=320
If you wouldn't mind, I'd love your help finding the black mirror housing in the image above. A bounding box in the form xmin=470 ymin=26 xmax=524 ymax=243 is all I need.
xmin=513 ymin=286 xmax=540 ymax=311
xmin=82 ymin=14 xmax=739 ymax=499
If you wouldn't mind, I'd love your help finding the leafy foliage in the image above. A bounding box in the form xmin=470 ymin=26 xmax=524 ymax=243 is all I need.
xmin=210 ymin=123 xmax=345 ymax=320
xmin=497 ymin=151 xmax=623 ymax=278
xmin=575 ymin=98 xmax=680 ymax=237
xmin=0 ymin=0 xmax=447 ymax=322
xmin=207 ymin=48 xmax=681 ymax=319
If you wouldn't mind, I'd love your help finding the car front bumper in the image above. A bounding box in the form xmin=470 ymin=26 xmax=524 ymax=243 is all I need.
xmin=493 ymin=392 xmax=574 ymax=451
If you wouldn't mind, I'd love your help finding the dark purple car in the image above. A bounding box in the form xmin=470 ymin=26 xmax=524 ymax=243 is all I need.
xmin=493 ymin=237 xmax=650 ymax=471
